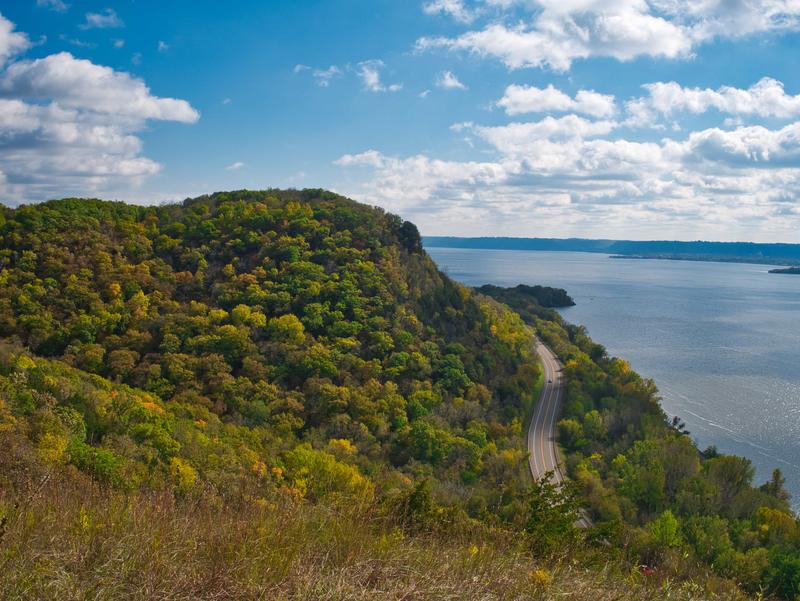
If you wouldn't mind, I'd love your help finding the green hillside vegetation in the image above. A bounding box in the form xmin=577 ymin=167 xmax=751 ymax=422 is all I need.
xmin=0 ymin=342 xmax=747 ymax=600
xmin=482 ymin=285 xmax=800 ymax=599
xmin=476 ymin=283 xmax=575 ymax=309
xmin=0 ymin=190 xmax=797 ymax=599
xmin=0 ymin=190 xmax=541 ymax=519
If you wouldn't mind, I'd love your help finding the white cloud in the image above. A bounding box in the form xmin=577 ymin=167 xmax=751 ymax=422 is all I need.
xmin=81 ymin=8 xmax=123 ymax=30
xmin=293 ymin=64 xmax=310 ymax=73
xmin=651 ymin=0 xmax=800 ymax=41
xmin=358 ymin=60 xmax=384 ymax=91
xmin=357 ymin=60 xmax=402 ymax=92
xmin=417 ymin=9 xmax=692 ymax=71
xmin=158 ymin=41 xmax=169 ymax=52
xmin=336 ymin=109 xmax=800 ymax=240
xmin=113 ymin=39 xmax=125 ymax=49
xmin=0 ymin=98 xmax=162 ymax=202
xmin=0 ymin=17 xmax=198 ymax=205
xmin=313 ymin=65 xmax=341 ymax=87
xmin=336 ymin=149 xmax=511 ymax=212
xmin=437 ymin=70 xmax=467 ymax=90
xmin=423 ymin=0 xmax=477 ymax=23
xmin=497 ymin=84 xmax=616 ymax=117
xmin=679 ymin=122 xmax=800 ymax=168
xmin=226 ymin=161 xmax=245 ymax=170
xmin=631 ymin=78 xmax=800 ymax=122
xmin=0 ymin=13 xmax=29 ymax=66
xmin=460 ymin=114 xmax=619 ymax=156
xmin=36 ymin=0 xmax=69 ymax=12
xmin=416 ymin=0 xmax=800 ymax=72
xmin=0 ymin=52 xmax=199 ymax=123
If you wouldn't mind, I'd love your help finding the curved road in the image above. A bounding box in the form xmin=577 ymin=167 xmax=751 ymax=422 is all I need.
xmin=528 ymin=338 xmax=591 ymax=528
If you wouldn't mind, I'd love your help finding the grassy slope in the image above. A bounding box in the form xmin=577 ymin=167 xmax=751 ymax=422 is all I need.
xmin=0 ymin=476 xmax=745 ymax=600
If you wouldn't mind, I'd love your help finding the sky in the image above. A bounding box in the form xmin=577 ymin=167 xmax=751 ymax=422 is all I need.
xmin=1 ymin=1 xmax=800 ymax=242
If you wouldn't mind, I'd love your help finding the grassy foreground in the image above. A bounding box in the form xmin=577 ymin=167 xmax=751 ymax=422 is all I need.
xmin=1 ymin=474 xmax=747 ymax=601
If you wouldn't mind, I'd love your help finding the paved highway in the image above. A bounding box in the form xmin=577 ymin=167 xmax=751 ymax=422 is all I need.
xmin=528 ymin=338 xmax=591 ymax=528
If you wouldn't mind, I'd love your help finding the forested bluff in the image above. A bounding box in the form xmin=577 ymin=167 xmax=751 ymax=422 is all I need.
xmin=0 ymin=190 xmax=797 ymax=600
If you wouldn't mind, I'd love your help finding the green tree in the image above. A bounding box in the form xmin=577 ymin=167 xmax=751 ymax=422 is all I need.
xmin=524 ymin=473 xmax=581 ymax=554
xmin=766 ymin=548 xmax=800 ymax=600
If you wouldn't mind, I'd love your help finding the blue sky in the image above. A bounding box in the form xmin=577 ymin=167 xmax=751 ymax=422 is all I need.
xmin=2 ymin=0 xmax=800 ymax=241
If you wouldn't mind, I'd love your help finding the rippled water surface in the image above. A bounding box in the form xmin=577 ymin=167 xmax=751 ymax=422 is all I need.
xmin=427 ymin=247 xmax=800 ymax=509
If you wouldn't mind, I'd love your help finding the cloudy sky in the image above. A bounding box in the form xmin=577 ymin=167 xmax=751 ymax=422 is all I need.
xmin=2 ymin=1 xmax=800 ymax=241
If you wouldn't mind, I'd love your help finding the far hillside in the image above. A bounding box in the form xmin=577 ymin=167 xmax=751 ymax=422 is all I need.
xmin=425 ymin=236 xmax=800 ymax=266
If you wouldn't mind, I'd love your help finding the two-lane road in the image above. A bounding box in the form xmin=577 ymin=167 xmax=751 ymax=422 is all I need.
xmin=528 ymin=339 xmax=566 ymax=486
xmin=528 ymin=338 xmax=591 ymax=528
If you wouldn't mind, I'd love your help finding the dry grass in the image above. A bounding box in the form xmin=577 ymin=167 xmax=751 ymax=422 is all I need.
xmin=0 ymin=473 xmax=754 ymax=601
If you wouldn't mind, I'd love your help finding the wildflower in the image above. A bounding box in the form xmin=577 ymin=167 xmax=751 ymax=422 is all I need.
xmin=530 ymin=568 xmax=553 ymax=587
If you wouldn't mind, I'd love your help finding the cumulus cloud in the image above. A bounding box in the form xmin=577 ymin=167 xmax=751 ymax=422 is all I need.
xmin=81 ymin=8 xmax=123 ymax=30
xmin=0 ymin=52 xmax=199 ymax=123
xmin=0 ymin=13 xmax=29 ymax=66
xmin=437 ymin=70 xmax=467 ymax=90
xmin=651 ymin=0 xmax=800 ymax=41
xmin=497 ymin=84 xmax=616 ymax=117
xmin=417 ymin=6 xmax=692 ymax=71
xmin=336 ymin=104 xmax=800 ymax=240
xmin=357 ymin=60 xmax=402 ymax=92
xmin=458 ymin=115 xmax=619 ymax=155
xmin=336 ymin=149 xmax=511 ymax=214
xmin=423 ymin=0 xmax=477 ymax=23
xmin=0 ymin=17 xmax=199 ymax=204
xmin=627 ymin=78 xmax=800 ymax=126
xmin=416 ymin=0 xmax=800 ymax=71
xmin=679 ymin=122 xmax=800 ymax=168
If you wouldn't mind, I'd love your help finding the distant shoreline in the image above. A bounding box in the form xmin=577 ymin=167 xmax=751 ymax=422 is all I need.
xmin=769 ymin=266 xmax=800 ymax=274
xmin=424 ymin=236 xmax=800 ymax=269
xmin=609 ymin=254 xmax=788 ymax=268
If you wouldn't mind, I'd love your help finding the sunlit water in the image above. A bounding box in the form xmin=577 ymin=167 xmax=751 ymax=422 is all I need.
xmin=427 ymin=247 xmax=800 ymax=510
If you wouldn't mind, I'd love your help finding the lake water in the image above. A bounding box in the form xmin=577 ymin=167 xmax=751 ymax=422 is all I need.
xmin=427 ymin=247 xmax=800 ymax=510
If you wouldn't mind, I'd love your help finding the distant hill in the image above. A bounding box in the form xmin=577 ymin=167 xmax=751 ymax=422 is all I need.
xmin=769 ymin=267 xmax=800 ymax=274
xmin=425 ymin=236 xmax=800 ymax=266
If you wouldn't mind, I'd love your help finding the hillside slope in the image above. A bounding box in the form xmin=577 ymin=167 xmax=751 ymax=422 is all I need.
xmin=0 ymin=190 xmax=541 ymax=519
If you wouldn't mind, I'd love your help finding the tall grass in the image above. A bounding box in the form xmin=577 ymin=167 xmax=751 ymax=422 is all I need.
xmin=0 ymin=470 xmax=751 ymax=601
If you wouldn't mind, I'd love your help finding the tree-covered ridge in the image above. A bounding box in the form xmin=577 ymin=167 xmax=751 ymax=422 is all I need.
xmin=476 ymin=283 xmax=575 ymax=310
xmin=0 ymin=190 xmax=540 ymax=517
xmin=480 ymin=285 xmax=800 ymax=599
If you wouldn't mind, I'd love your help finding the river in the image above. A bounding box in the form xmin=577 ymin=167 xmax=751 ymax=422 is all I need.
xmin=427 ymin=247 xmax=800 ymax=509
